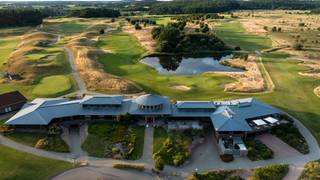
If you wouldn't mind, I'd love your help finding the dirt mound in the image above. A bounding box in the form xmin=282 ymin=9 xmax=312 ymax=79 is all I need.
xmin=4 ymin=32 xmax=58 ymax=84
xmin=315 ymin=87 xmax=320 ymax=97
xmin=68 ymin=32 xmax=142 ymax=94
xmin=218 ymin=56 xmax=265 ymax=92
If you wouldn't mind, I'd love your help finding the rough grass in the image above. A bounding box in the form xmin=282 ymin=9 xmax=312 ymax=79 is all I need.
xmin=215 ymin=20 xmax=272 ymax=51
xmin=0 ymin=144 xmax=73 ymax=180
xmin=32 ymin=75 xmax=73 ymax=97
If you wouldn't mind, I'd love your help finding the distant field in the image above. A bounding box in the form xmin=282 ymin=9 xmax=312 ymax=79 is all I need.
xmin=0 ymin=145 xmax=73 ymax=180
xmin=97 ymin=32 xmax=237 ymax=100
xmin=215 ymin=20 xmax=272 ymax=51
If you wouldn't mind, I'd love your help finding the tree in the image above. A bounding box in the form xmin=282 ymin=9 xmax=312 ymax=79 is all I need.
xmin=293 ymin=43 xmax=303 ymax=50
xmin=201 ymin=24 xmax=210 ymax=33
xmin=272 ymin=26 xmax=277 ymax=32
xmin=99 ymin=29 xmax=105 ymax=34
xmin=135 ymin=23 xmax=142 ymax=30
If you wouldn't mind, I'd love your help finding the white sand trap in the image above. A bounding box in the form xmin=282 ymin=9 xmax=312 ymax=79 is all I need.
xmin=315 ymin=87 xmax=320 ymax=98
xmin=172 ymin=85 xmax=191 ymax=91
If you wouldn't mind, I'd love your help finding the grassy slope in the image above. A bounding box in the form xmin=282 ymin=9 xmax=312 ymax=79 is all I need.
xmin=97 ymin=32 xmax=237 ymax=100
xmin=153 ymin=127 xmax=168 ymax=154
xmin=215 ymin=20 xmax=272 ymax=51
xmin=32 ymin=75 xmax=72 ymax=97
xmin=0 ymin=36 xmax=20 ymax=70
xmin=0 ymin=145 xmax=73 ymax=180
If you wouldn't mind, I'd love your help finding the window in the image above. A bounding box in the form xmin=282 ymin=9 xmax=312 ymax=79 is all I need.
xmin=4 ymin=107 xmax=12 ymax=113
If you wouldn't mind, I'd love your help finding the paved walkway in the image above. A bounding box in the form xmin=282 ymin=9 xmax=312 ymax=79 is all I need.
xmin=137 ymin=126 xmax=154 ymax=167
xmin=63 ymin=47 xmax=87 ymax=95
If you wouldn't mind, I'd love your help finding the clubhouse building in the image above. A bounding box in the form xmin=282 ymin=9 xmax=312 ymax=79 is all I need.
xmin=6 ymin=94 xmax=283 ymax=157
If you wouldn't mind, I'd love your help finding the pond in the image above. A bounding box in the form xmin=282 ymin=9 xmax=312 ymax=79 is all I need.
xmin=141 ymin=54 xmax=242 ymax=75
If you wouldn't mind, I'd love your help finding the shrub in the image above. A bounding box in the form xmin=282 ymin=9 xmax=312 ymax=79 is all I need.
xmin=229 ymin=176 xmax=245 ymax=180
xmin=135 ymin=23 xmax=142 ymax=30
xmin=35 ymin=138 xmax=49 ymax=149
xmin=293 ymin=43 xmax=303 ymax=50
xmin=99 ymin=29 xmax=105 ymax=34
xmin=246 ymin=139 xmax=273 ymax=161
xmin=235 ymin=46 xmax=241 ymax=50
xmin=188 ymin=170 xmax=231 ymax=180
xmin=112 ymin=163 xmax=144 ymax=171
xmin=272 ymin=26 xmax=277 ymax=32
xmin=299 ymin=22 xmax=305 ymax=27
xmin=220 ymin=154 xmax=234 ymax=162
xmin=250 ymin=164 xmax=289 ymax=180
xmin=154 ymin=155 xmax=165 ymax=171
xmin=300 ymin=160 xmax=320 ymax=180
xmin=263 ymin=26 xmax=268 ymax=31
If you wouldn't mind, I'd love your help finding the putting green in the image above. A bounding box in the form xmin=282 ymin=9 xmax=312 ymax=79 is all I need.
xmin=32 ymin=75 xmax=72 ymax=97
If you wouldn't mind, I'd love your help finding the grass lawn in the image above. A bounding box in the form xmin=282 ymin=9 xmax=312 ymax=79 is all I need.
xmin=129 ymin=126 xmax=145 ymax=160
xmin=97 ymin=32 xmax=237 ymax=100
xmin=215 ymin=20 xmax=272 ymax=51
xmin=5 ymin=132 xmax=70 ymax=152
xmin=0 ymin=145 xmax=73 ymax=180
xmin=32 ymin=75 xmax=73 ymax=97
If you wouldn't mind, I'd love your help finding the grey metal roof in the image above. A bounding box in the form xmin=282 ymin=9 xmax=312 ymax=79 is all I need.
xmin=135 ymin=94 xmax=167 ymax=106
xmin=6 ymin=95 xmax=280 ymax=130
xmin=176 ymin=101 xmax=216 ymax=109
xmin=80 ymin=95 xmax=124 ymax=105
xmin=211 ymin=106 xmax=252 ymax=132
xmin=129 ymin=96 xmax=171 ymax=115
xmin=210 ymin=98 xmax=280 ymax=132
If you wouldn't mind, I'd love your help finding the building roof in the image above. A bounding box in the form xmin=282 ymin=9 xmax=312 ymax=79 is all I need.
xmin=80 ymin=95 xmax=124 ymax=105
xmin=135 ymin=94 xmax=167 ymax=106
xmin=6 ymin=95 xmax=281 ymax=130
xmin=176 ymin=101 xmax=216 ymax=109
xmin=0 ymin=91 xmax=27 ymax=108
xmin=211 ymin=106 xmax=253 ymax=132
xmin=210 ymin=98 xmax=280 ymax=132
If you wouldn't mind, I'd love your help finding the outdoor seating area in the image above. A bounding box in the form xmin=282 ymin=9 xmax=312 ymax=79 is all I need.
xmin=248 ymin=116 xmax=281 ymax=131
xmin=167 ymin=121 xmax=203 ymax=130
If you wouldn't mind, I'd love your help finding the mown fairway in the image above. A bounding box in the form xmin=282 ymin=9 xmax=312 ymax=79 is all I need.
xmin=32 ymin=75 xmax=74 ymax=97
xmin=0 ymin=145 xmax=73 ymax=180
xmin=215 ymin=20 xmax=272 ymax=51
xmin=97 ymin=32 xmax=237 ymax=100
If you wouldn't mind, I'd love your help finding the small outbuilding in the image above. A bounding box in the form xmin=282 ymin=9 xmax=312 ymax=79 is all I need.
xmin=0 ymin=91 xmax=27 ymax=115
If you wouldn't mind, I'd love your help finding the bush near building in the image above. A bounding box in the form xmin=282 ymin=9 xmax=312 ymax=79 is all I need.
xmin=153 ymin=130 xmax=192 ymax=169
xmin=250 ymin=164 xmax=289 ymax=180
xmin=271 ymin=122 xmax=309 ymax=154
xmin=299 ymin=160 xmax=320 ymax=180
xmin=246 ymin=139 xmax=273 ymax=161
xmin=81 ymin=122 xmax=145 ymax=160
xmin=188 ymin=170 xmax=232 ymax=180
xmin=112 ymin=163 xmax=145 ymax=171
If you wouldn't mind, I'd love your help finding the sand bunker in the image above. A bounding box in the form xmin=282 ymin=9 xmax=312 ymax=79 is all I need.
xmin=68 ymin=30 xmax=142 ymax=94
xmin=216 ymin=55 xmax=265 ymax=93
xmin=122 ymin=24 xmax=156 ymax=52
xmin=315 ymin=87 xmax=320 ymax=97
xmin=171 ymin=85 xmax=191 ymax=91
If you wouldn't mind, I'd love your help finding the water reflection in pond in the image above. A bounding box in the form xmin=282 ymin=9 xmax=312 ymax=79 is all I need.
xmin=141 ymin=54 xmax=242 ymax=75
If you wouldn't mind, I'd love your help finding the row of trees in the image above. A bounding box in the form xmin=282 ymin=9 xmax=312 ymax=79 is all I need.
xmin=69 ymin=8 xmax=120 ymax=18
xmin=0 ymin=9 xmax=43 ymax=27
xmin=148 ymin=0 xmax=320 ymax=15
xmin=151 ymin=22 xmax=228 ymax=53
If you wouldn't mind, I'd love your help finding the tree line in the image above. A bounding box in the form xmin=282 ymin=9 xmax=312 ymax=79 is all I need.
xmin=148 ymin=0 xmax=320 ymax=15
xmin=151 ymin=21 xmax=229 ymax=53
xmin=69 ymin=8 xmax=120 ymax=18
xmin=0 ymin=9 xmax=43 ymax=27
